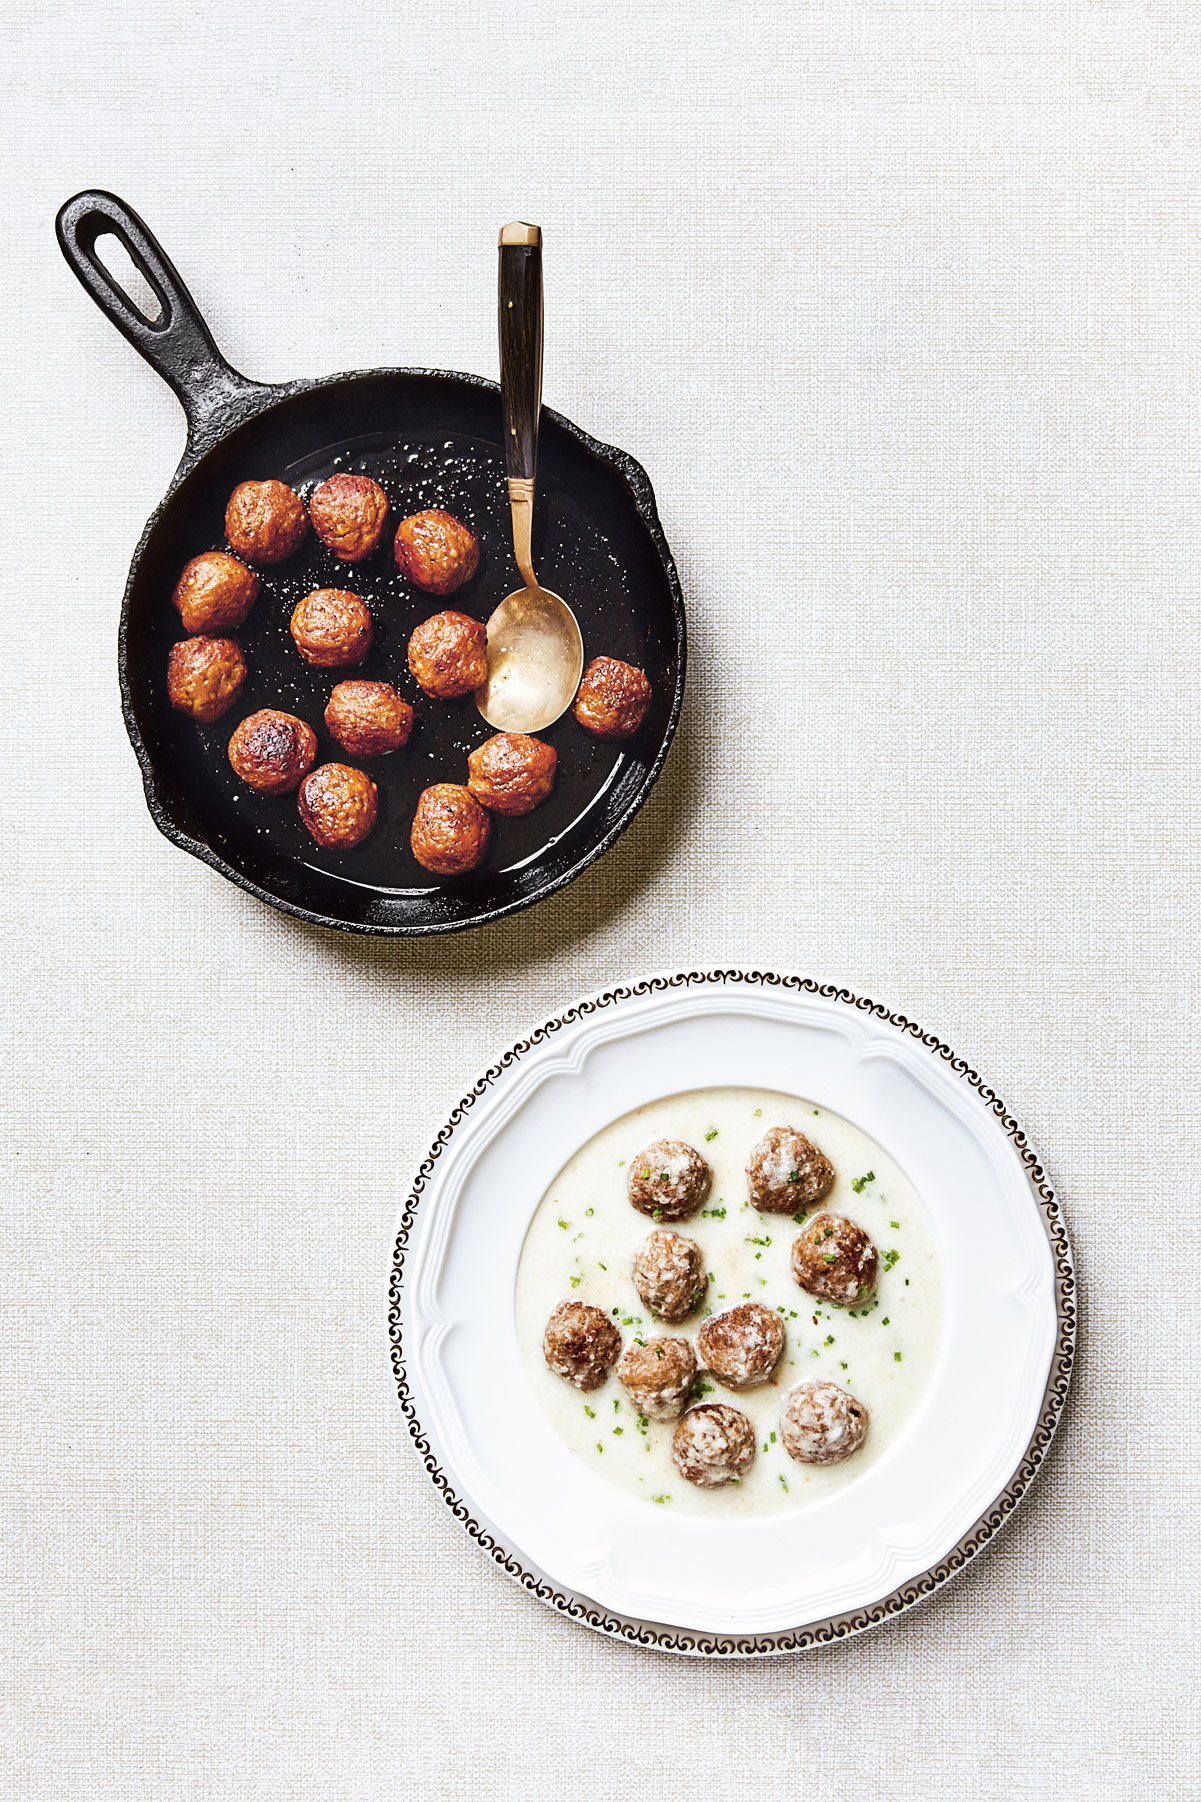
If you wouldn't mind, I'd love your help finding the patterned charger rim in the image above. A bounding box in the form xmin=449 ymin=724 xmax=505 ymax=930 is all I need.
xmin=387 ymin=967 xmax=1077 ymax=1656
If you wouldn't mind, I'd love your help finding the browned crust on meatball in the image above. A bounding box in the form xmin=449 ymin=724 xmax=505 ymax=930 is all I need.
xmin=697 ymin=1303 xmax=785 ymax=1391
xmin=323 ymin=681 xmax=413 ymax=758
xmin=171 ymin=552 xmax=260 ymax=634
xmin=227 ymin=709 xmax=317 ymax=795
xmin=393 ymin=508 xmax=480 ymax=595
xmin=166 ymin=636 xmax=247 ymax=723
xmin=790 ymin=1212 xmax=879 ymax=1306
xmin=410 ymin=783 xmax=492 ymax=875
xmin=616 ymin=1337 xmax=697 ymax=1420
xmin=627 ymin=1139 xmax=711 ymax=1222
xmin=297 ymin=763 xmax=379 ymax=850
xmin=407 ymin=610 xmax=489 ymax=699
xmin=671 ymin=1404 xmax=756 ymax=1487
xmin=225 ymin=480 xmax=309 ymax=565
xmin=466 ymin=733 xmax=557 ymax=816
xmin=308 ymin=474 xmax=389 ymax=562
xmin=572 ymin=656 xmax=652 ymax=741
xmin=780 ymin=1381 xmax=869 ymax=1466
xmin=289 ymin=589 xmax=373 ymax=669
xmin=746 ymin=1125 xmax=836 ymax=1216
xmin=543 ymin=1300 xmax=621 ymax=1391
xmin=631 ymin=1228 xmax=708 ymax=1322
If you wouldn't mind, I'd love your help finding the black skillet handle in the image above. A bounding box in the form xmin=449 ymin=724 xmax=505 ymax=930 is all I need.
xmin=497 ymin=222 xmax=543 ymax=484
xmin=55 ymin=190 xmax=271 ymax=456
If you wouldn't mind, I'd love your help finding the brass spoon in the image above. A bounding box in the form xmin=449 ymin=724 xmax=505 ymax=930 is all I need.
xmin=476 ymin=222 xmax=584 ymax=733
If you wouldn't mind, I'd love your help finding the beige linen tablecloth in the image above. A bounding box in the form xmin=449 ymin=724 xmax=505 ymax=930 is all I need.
xmin=2 ymin=3 xmax=1197 ymax=1796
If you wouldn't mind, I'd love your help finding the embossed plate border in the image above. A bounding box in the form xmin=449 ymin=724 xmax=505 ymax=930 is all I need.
xmin=388 ymin=968 xmax=1076 ymax=1657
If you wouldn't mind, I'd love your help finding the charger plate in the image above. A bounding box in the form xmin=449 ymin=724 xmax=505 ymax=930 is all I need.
xmin=388 ymin=969 xmax=1075 ymax=1656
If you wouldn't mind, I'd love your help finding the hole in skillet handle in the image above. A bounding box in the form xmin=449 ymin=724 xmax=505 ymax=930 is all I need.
xmin=91 ymin=231 xmax=164 ymax=326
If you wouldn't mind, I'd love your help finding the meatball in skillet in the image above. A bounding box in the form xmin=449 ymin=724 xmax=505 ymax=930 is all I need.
xmin=394 ymin=508 xmax=480 ymax=595
xmin=466 ymin=733 xmax=556 ymax=815
xmin=297 ymin=763 xmax=378 ymax=850
xmin=572 ymin=656 xmax=652 ymax=741
xmin=543 ymin=1300 xmax=621 ymax=1391
xmin=323 ymin=681 xmax=413 ymax=758
xmin=697 ymin=1303 xmax=785 ymax=1391
xmin=227 ymin=709 xmax=317 ymax=795
xmin=167 ymin=636 xmax=246 ymax=723
xmin=225 ymin=480 xmax=308 ymax=565
xmin=616 ymin=1337 xmax=696 ymax=1420
xmin=671 ymin=1404 xmax=756 ymax=1488
xmin=171 ymin=551 xmax=259 ymax=635
xmin=410 ymin=783 xmax=491 ymax=876
xmin=308 ymin=473 xmax=389 ymax=562
xmin=290 ymin=589 xmax=373 ymax=669
xmin=790 ymin=1212 xmax=878 ymax=1307
xmin=627 ymin=1139 xmax=711 ymax=1222
xmin=407 ymin=610 xmax=489 ymax=699
xmin=746 ymin=1125 xmax=836 ymax=1215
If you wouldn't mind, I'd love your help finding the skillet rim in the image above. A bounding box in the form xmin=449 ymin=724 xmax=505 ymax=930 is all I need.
xmin=118 ymin=366 xmax=686 ymax=938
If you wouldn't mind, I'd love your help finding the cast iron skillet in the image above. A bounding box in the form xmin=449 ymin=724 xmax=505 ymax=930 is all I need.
xmin=56 ymin=191 xmax=685 ymax=936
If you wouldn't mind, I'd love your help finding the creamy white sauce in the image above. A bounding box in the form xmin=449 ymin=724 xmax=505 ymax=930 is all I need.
xmin=515 ymin=1086 xmax=943 ymax=1518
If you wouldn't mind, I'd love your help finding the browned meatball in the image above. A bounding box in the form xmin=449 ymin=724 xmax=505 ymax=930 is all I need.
xmin=746 ymin=1125 xmax=836 ymax=1216
xmin=297 ymin=763 xmax=378 ymax=850
xmin=308 ymin=474 xmax=389 ymax=562
xmin=410 ymin=783 xmax=492 ymax=875
xmin=791 ymin=1212 xmax=879 ymax=1307
xmin=671 ymin=1404 xmax=756 ymax=1488
xmin=407 ymin=610 xmax=489 ymax=699
xmin=627 ymin=1139 xmax=711 ymax=1222
xmin=171 ymin=551 xmax=260 ymax=634
xmin=780 ymin=1381 xmax=869 ymax=1466
xmin=543 ymin=1300 xmax=621 ymax=1391
xmin=323 ymin=681 xmax=413 ymax=758
xmin=631 ymin=1229 xmax=708 ymax=1322
xmin=466 ymin=733 xmax=557 ymax=815
xmin=227 ymin=709 xmax=317 ymax=795
xmin=697 ymin=1303 xmax=785 ymax=1391
xmin=393 ymin=508 xmax=480 ymax=594
xmin=572 ymin=656 xmax=652 ymax=741
xmin=616 ymin=1337 xmax=696 ymax=1420
xmin=289 ymin=589 xmax=373 ymax=669
xmin=166 ymin=636 xmax=247 ymax=723
xmin=225 ymin=480 xmax=309 ymax=565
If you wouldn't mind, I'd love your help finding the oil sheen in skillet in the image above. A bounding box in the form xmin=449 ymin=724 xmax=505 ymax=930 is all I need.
xmin=515 ymin=1087 xmax=944 ymax=1519
xmin=158 ymin=431 xmax=649 ymax=893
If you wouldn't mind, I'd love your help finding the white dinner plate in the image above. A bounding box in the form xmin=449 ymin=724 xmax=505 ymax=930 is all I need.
xmin=388 ymin=969 xmax=1075 ymax=1656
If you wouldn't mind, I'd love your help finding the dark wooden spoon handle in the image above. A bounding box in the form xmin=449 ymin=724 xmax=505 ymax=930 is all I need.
xmin=498 ymin=222 xmax=543 ymax=485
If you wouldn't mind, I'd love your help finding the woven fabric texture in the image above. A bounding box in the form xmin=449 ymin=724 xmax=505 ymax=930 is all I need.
xmin=2 ymin=2 xmax=1198 ymax=1797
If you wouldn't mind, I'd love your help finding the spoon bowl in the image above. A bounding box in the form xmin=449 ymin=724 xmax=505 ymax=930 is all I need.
xmin=477 ymin=581 xmax=584 ymax=731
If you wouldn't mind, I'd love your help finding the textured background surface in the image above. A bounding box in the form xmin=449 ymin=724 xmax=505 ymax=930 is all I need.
xmin=2 ymin=3 xmax=1198 ymax=1797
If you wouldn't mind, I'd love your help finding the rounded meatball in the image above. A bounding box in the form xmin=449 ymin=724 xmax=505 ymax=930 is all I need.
xmin=297 ymin=763 xmax=378 ymax=850
xmin=631 ymin=1229 xmax=708 ymax=1322
xmin=167 ymin=636 xmax=247 ymax=723
xmin=780 ymin=1381 xmax=869 ymax=1466
xmin=393 ymin=508 xmax=480 ymax=594
xmin=323 ymin=680 xmax=413 ymax=758
xmin=627 ymin=1139 xmax=711 ymax=1222
xmin=466 ymin=733 xmax=557 ymax=816
xmin=791 ymin=1212 xmax=879 ymax=1307
xmin=410 ymin=783 xmax=492 ymax=876
xmin=746 ymin=1125 xmax=836 ymax=1215
xmin=616 ymin=1337 xmax=696 ymax=1420
xmin=671 ymin=1404 xmax=756 ymax=1488
xmin=407 ymin=610 xmax=488 ymax=699
xmin=227 ymin=709 xmax=317 ymax=795
xmin=308 ymin=473 xmax=389 ymax=562
xmin=697 ymin=1303 xmax=785 ymax=1391
xmin=171 ymin=551 xmax=259 ymax=634
xmin=289 ymin=589 xmax=373 ymax=669
xmin=572 ymin=656 xmax=652 ymax=741
xmin=224 ymin=480 xmax=308 ymax=565
xmin=543 ymin=1300 xmax=621 ymax=1391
